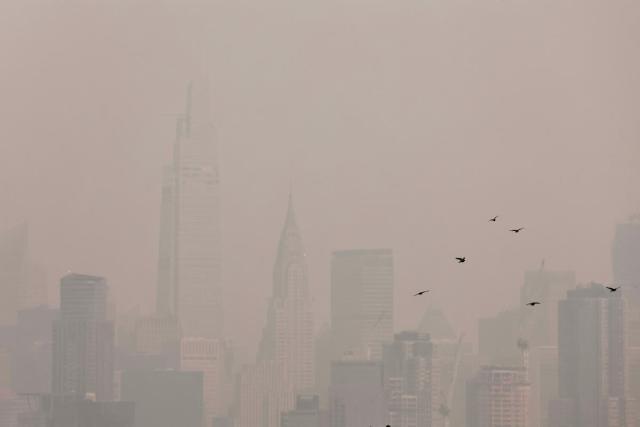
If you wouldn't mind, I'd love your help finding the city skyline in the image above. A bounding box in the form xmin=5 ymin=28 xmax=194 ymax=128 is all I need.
xmin=1 ymin=1 xmax=640 ymax=426
xmin=2 ymin=1 xmax=640 ymax=356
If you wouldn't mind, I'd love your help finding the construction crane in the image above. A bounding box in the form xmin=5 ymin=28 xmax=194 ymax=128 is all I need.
xmin=438 ymin=332 xmax=465 ymax=427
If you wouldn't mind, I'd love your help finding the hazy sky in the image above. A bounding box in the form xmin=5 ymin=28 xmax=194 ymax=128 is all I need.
xmin=1 ymin=0 xmax=639 ymax=355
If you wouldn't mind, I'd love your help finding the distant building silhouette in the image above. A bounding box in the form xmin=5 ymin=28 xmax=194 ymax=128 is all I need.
xmin=156 ymin=80 xmax=222 ymax=338
xmin=281 ymin=394 xmax=325 ymax=427
xmin=331 ymin=249 xmax=394 ymax=361
xmin=478 ymin=309 xmax=521 ymax=366
xmin=180 ymin=337 xmax=231 ymax=424
xmin=529 ymin=346 xmax=559 ymax=427
xmin=612 ymin=216 xmax=640 ymax=290
xmin=466 ymin=366 xmax=530 ymax=427
xmin=50 ymin=399 xmax=135 ymax=427
xmin=383 ymin=331 xmax=439 ymax=427
xmin=121 ymin=370 xmax=203 ymax=427
xmin=237 ymin=360 xmax=294 ymax=427
xmin=612 ymin=217 xmax=640 ymax=349
xmin=0 ymin=223 xmax=47 ymax=327
xmin=328 ymin=360 xmax=386 ymax=427
xmin=52 ymin=273 xmax=114 ymax=401
xmin=12 ymin=306 xmax=57 ymax=394
xmin=0 ymin=388 xmax=28 ymax=427
xmin=550 ymin=284 xmax=637 ymax=427
xmin=520 ymin=268 xmax=576 ymax=348
xmin=258 ymin=195 xmax=315 ymax=394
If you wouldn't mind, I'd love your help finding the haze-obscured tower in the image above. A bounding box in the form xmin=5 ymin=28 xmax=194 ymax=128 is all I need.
xmin=156 ymin=80 xmax=222 ymax=338
xmin=612 ymin=216 xmax=640 ymax=348
xmin=466 ymin=366 xmax=530 ymax=427
xmin=52 ymin=273 xmax=114 ymax=401
xmin=551 ymin=284 xmax=636 ymax=427
xmin=328 ymin=360 xmax=387 ymax=427
xmin=258 ymin=195 xmax=314 ymax=393
xmin=383 ymin=331 xmax=440 ymax=427
xmin=0 ymin=223 xmax=47 ymax=326
xmin=612 ymin=216 xmax=640 ymax=290
xmin=331 ymin=249 xmax=394 ymax=360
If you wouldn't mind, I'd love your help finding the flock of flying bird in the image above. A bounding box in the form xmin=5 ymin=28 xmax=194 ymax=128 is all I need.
xmin=412 ymin=215 xmax=621 ymax=305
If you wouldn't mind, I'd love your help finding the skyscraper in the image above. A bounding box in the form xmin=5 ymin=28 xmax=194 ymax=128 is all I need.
xmin=328 ymin=360 xmax=387 ymax=427
xmin=180 ymin=337 xmax=230 ymax=424
xmin=520 ymin=267 xmax=576 ymax=348
xmin=331 ymin=249 xmax=394 ymax=361
xmin=466 ymin=366 xmax=530 ymax=427
xmin=0 ymin=223 xmax=47 ymax=327
xmin=281 ymin=394 xmax=325 ymax=427
xmin=258 ymin=195 xmax=314 ymax=393
xmin=612 ymin=216 xmax=640 ymax=347
xmin=237 ymin=360 xmax=295 ymax=427
xmin=52 ymin=273 xmax=114 ymax=401
xmin=553 ymin=284 xmax=635 ymax=427
xmin=612 ymin=216 xmax=640 ymax=289
xmin=382 ymin=331 xmax=440 ymax=427
xmin=156 ymin=80 xmax=222 ymax=339
xmin=156 ymin=165 xmax=176 ymax=316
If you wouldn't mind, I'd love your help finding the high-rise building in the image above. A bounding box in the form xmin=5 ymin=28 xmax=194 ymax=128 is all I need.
xmin=383 ymin=331 xmax=439 ymax=427
xmin=237 ymin=361 xmax=295 ymax=427
xmin=121 ymin=370 xmax=204 ymax=427
xmin=520 ymin=267 xmax=576 ymax=348
xmin=612 ymin=216 xmax=640 ymax=290
xmin=629 ymin=347 xmax=640 ymax=421
xmin=0 ymin=223 xmax=47 ymax=327
xmin=331 ymin=249 xmax=394 ymax=361
xmin=156 ymin=80 xmax=222 ymax=338
xmin=0 ymin=388 xmax=29 ymax=427
xmin=314 ymin=324 xmax=332 ymax=407
xmin=50 ymin=399 xmax=135 ymax=427
xmin=12 ymin=306 xmax=57 ymax=394
xmin=156 ymin=165 xmax=176 ymax=316
xmin=281 ymin=395 xmax=324 ymax=427
xmin=328 ymin=360 xmax=386 ymax=427
xmin=529 ymin=346 xmax=559 ymax=427
xmin=418 ymin=307 xmax=476 ymax=427
xmin=0 ymin=350 xmax=10 ymax=389
xmin=478 ymin=308 xmax=522 ymax=366
xmin=612 ymin=216 xmax=640 ymax=347
xmin=258 ymin=195 xmax=314 ymax=393
xmin=52 ymin=273 xmax=114 ymax=401
xmin=134 ymin=315 xmax=180 ymax=368
xmin=552 ymin=284 xmax=636 ymax=427
xmin=466 ymin=366 xmax=530 ymax=427
xmin=180 ymin=337 xmax=230 ymax=424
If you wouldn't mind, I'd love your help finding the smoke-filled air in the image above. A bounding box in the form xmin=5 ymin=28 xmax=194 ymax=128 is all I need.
xmin=1 ymin=1 xmax=639 ymax=427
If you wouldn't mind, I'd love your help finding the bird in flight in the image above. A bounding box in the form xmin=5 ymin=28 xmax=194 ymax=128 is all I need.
xmin=510 ymin=227 xmax=525 ymax=233
xmin=606 ymin=286 xmax=620 ymax=292
xmin=489 ymin=216 xmax=498 ymax=222
xmin=455 ymin=257 xmax=466 ymax=263
xmin=526 ymin=301 xmax=541 ymax=306
xmin=414 ymin=290 xmax=430 ymax=296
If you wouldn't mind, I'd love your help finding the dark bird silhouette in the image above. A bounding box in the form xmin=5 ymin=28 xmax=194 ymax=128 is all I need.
xmin=526 ymin=301 xmax=541 ymax=306
xmin=606 ymin=286 xmax=620 ymax=292
xmin=455 ymin=257 xmax=466 ymax=263
xmin=489 ymin=216 xmax=498 ymax=222
xmin=510 ymin=227 xmax=525 ymax=233
xmin=414 ymin=290 xmax=430 ymax=296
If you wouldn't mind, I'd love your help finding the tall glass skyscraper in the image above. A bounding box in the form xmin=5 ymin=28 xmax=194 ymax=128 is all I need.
xmin=156 ymin=80 xmax=222 ymax=339
xmin=331 ymin=249 xmax=394 ymax=361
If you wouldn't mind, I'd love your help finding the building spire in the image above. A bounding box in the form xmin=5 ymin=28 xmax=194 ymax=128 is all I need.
xmin=285 ymin=190 xmax=297 ymax=228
